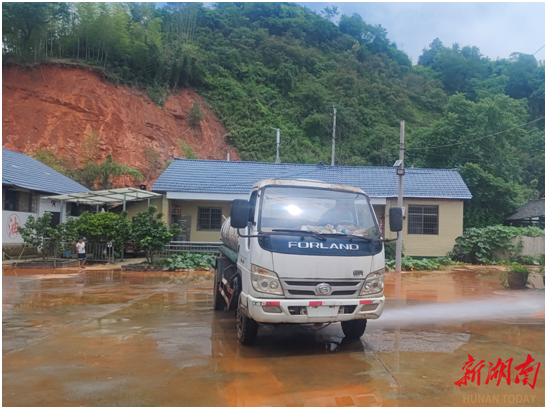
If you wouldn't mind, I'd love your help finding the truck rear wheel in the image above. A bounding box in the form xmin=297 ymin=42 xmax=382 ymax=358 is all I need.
xmin=237 ymin=308 xmax=258 ymax=346
xmin=341 ymin=319 xmax=367 ymax=339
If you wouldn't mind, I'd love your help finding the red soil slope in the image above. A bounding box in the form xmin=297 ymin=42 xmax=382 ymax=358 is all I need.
xmin=2 ymin=64 xmax=239 ymax=187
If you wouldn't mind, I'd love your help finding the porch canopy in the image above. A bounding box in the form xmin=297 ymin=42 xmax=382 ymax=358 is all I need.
xmin=43 ymin=187 xmax=163 ymax=221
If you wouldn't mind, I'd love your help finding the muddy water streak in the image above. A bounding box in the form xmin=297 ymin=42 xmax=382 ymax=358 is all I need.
xmin=375 ymin=293 xmax=545 ymax=328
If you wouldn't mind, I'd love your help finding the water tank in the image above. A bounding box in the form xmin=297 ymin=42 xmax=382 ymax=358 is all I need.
xmin=220 ymin=217 xmax=239 ymax=252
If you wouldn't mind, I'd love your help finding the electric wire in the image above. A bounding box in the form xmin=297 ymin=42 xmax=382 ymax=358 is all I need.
xmin=533 ymin=45 xmax=545 ymax=56
xmin=406 ymin=116 xmax=545 ymax=151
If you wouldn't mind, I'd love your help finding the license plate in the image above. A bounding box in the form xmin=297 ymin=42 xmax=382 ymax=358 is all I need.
xmin=307 ymin=305 xmax=338 ymax=318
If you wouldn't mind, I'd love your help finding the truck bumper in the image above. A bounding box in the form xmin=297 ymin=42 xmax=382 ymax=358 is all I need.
xmin=240 ymin=293 xmax=385 ymax=324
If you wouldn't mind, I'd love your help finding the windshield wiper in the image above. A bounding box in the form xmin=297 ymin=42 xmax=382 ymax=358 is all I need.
xmin=343 ymin=233 xmax=375 ymax=242
xmin=271 ymin=229 xmax=326 ymax=241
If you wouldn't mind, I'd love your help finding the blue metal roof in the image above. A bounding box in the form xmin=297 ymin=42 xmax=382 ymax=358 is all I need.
xmin=2 ymin=149 xmax=89 ymax=195
xmin=152 ymin=159 xmax=472 ymax=199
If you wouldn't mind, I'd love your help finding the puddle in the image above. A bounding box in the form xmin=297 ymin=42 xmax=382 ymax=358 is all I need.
xmin=2 ymin=266 xmax=545 ymax=406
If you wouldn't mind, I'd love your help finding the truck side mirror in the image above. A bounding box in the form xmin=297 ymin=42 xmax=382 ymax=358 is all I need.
xmin=389 ymin=207 xmax=403 ymax=232
xmin=231 ymin=199 xmax=250 ymax=229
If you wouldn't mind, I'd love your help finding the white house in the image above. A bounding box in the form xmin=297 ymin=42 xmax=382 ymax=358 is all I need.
xmin=2 ymin=148 xmax=88 ymax=254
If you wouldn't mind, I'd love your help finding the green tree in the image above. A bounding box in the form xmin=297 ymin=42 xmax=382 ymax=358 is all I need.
xmin=17 ymin=212 xmax=55 ymax=260
xmin=112 ymin=211 xmax=133 ymax=261
xmin=77 ymin=211 xmax=118 ymax=242
xmin=132 ymin=206 xmax=180 ymax=264
xmin=459 ymin=163 xmax=526 ymax=228
xmin=17 ymin=212 xmax=76 ymax=262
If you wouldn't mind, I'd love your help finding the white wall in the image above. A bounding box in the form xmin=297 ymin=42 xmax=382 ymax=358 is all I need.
xmin=39 ymin=197 xmax=62 ymax=216
xmin=2 ymin=211 xmax=34 ymax=244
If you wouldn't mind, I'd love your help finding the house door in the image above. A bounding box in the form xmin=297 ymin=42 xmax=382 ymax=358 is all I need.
xmin=174 ymin=215 xmax=191 ymax=241
xmin=49 ymin=212 xmax=61 ymax=228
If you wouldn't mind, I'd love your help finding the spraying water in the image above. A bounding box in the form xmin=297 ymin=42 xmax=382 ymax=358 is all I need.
xmin=371 ymin=293 xmax=545 ymax=329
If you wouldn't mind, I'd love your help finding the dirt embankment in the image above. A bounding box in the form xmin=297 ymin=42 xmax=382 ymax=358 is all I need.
xmin=2 ymin=64 xmax=239 ymax=187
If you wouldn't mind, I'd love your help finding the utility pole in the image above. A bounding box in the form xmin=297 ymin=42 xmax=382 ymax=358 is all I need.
xmin=331 ymin=106 xmax=337 ymax=166
xmin=395 ymin=120 xmax=405 ymax=273
xmin=272 ymin=128 xmax=280 ymax=163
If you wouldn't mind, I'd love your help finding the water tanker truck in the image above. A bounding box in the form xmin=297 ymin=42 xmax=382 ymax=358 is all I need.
xmin=214 ymin=179 xmax=403 ymax=345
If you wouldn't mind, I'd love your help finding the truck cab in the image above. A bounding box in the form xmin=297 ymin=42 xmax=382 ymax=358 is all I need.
xmin=214 ymin=179 xmax=402 ymax=345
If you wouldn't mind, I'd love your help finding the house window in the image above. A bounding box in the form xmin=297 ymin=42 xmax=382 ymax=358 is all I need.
xmin=408 ymin=205 xmax=439 ymax=235
xmin=198 ymin=207 xmax=222 ymax=230
xmin=3 ymin=189 xmax=18 ymax=211
xmin=2 ymin=188 xmax=34 ymax=212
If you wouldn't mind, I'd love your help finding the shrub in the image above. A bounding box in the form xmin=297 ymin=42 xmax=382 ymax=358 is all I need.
xmin=513 ymin=254 xmax=536 ymax=265
xmin=161 ymin=252 xmax=216 ymax=270
xmin=499 ymin=263 xmax=530 ymax=288
xmin=179 ymin=141 xmax=198 ymax=159
xmin=449 ymin=225 xmax=545 ymax=264
xmin=146 ymin=84 xmax=165 ymax=106
xmin=507 ymin=264 xmax=530 ymax=275
xmin=384 ymin=241 xmax=405 ymax=260
xmin=385 ymin=256 xmax=450 ymax=271
xmin=188 ymin=100 xmax=204 ymax=128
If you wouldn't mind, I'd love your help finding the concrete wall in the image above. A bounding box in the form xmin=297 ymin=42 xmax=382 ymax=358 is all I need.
xmin=169 ymin=199 xmax=231 ymax=242
xmin=493 ymin=236 xmax=546 ymax=260
xmin=384 ymin=198 xmax=465 ymax=257
xmin=518 ymin=236 xmax=546 ymax=256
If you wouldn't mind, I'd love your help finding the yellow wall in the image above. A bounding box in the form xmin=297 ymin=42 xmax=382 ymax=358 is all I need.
xmin=124 ymin=197 xmax=169 ymax=224
xmin=170 ymin=200 xmax=232 ymax=242
xmin=384 ymin=198 xmax=464 ymax=257
xmin=157 ymin=197 xmax=463 ymax=253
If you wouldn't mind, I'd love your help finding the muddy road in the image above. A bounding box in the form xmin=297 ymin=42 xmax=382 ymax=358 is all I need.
xmin=2 ymin=266 xmax=545 ymax=406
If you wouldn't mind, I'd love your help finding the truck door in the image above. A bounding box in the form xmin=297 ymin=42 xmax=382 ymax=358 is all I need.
xmin=237 ymin=190 xmax=257 ymax=271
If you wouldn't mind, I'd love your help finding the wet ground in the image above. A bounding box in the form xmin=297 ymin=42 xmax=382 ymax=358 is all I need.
xmin=2 ymin=265 xmax=545 ymax=406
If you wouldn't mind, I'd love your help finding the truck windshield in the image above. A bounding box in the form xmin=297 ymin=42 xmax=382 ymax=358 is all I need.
xmin=259 ymin=186 xmax=379 ymax=238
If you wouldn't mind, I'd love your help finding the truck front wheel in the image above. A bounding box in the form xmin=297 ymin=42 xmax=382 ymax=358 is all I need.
xmin=341 ymin=319 xmax=367 ymax=339
xmin=237 ymin=308 xmax=258 ymax=346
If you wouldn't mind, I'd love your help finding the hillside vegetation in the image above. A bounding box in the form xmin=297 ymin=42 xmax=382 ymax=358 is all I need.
xmin=2 ymin=2 xmax=544 ymax=227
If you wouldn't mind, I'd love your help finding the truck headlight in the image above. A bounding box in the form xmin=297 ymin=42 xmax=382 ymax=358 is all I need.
xmin=360 ymin=268 xmax=384 ymax=295
xmin=251 ymin=265 xmax=284 ymax=295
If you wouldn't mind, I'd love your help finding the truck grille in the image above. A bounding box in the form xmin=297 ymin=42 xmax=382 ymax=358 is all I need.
xmin=288 ymin=290 xmax=315 ymax=296
xmin=282 ymin=279 xmax=363 ymax=298
xmin=285 ymin=281 xmax=360 ymax=287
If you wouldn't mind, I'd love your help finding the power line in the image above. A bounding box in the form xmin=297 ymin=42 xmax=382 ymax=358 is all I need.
xmin=533 ymin=45 xmax=545 ymax=56
xmin=407 ymin=151 xmax=484 ymax=162
xmin=406 ymin=116 xmax=545 ymax=151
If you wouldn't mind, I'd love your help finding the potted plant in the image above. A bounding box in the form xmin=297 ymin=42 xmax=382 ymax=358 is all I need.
xmin=505 ymin=264 xmax=530 ymax=290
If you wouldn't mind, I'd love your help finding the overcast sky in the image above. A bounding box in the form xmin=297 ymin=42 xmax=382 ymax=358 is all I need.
xmin=298 ymin=2 xmax=545 ymax=63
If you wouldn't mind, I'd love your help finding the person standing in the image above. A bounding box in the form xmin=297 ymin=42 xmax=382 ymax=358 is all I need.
xmin=76 ymin=237 xmax=87 ymax=270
